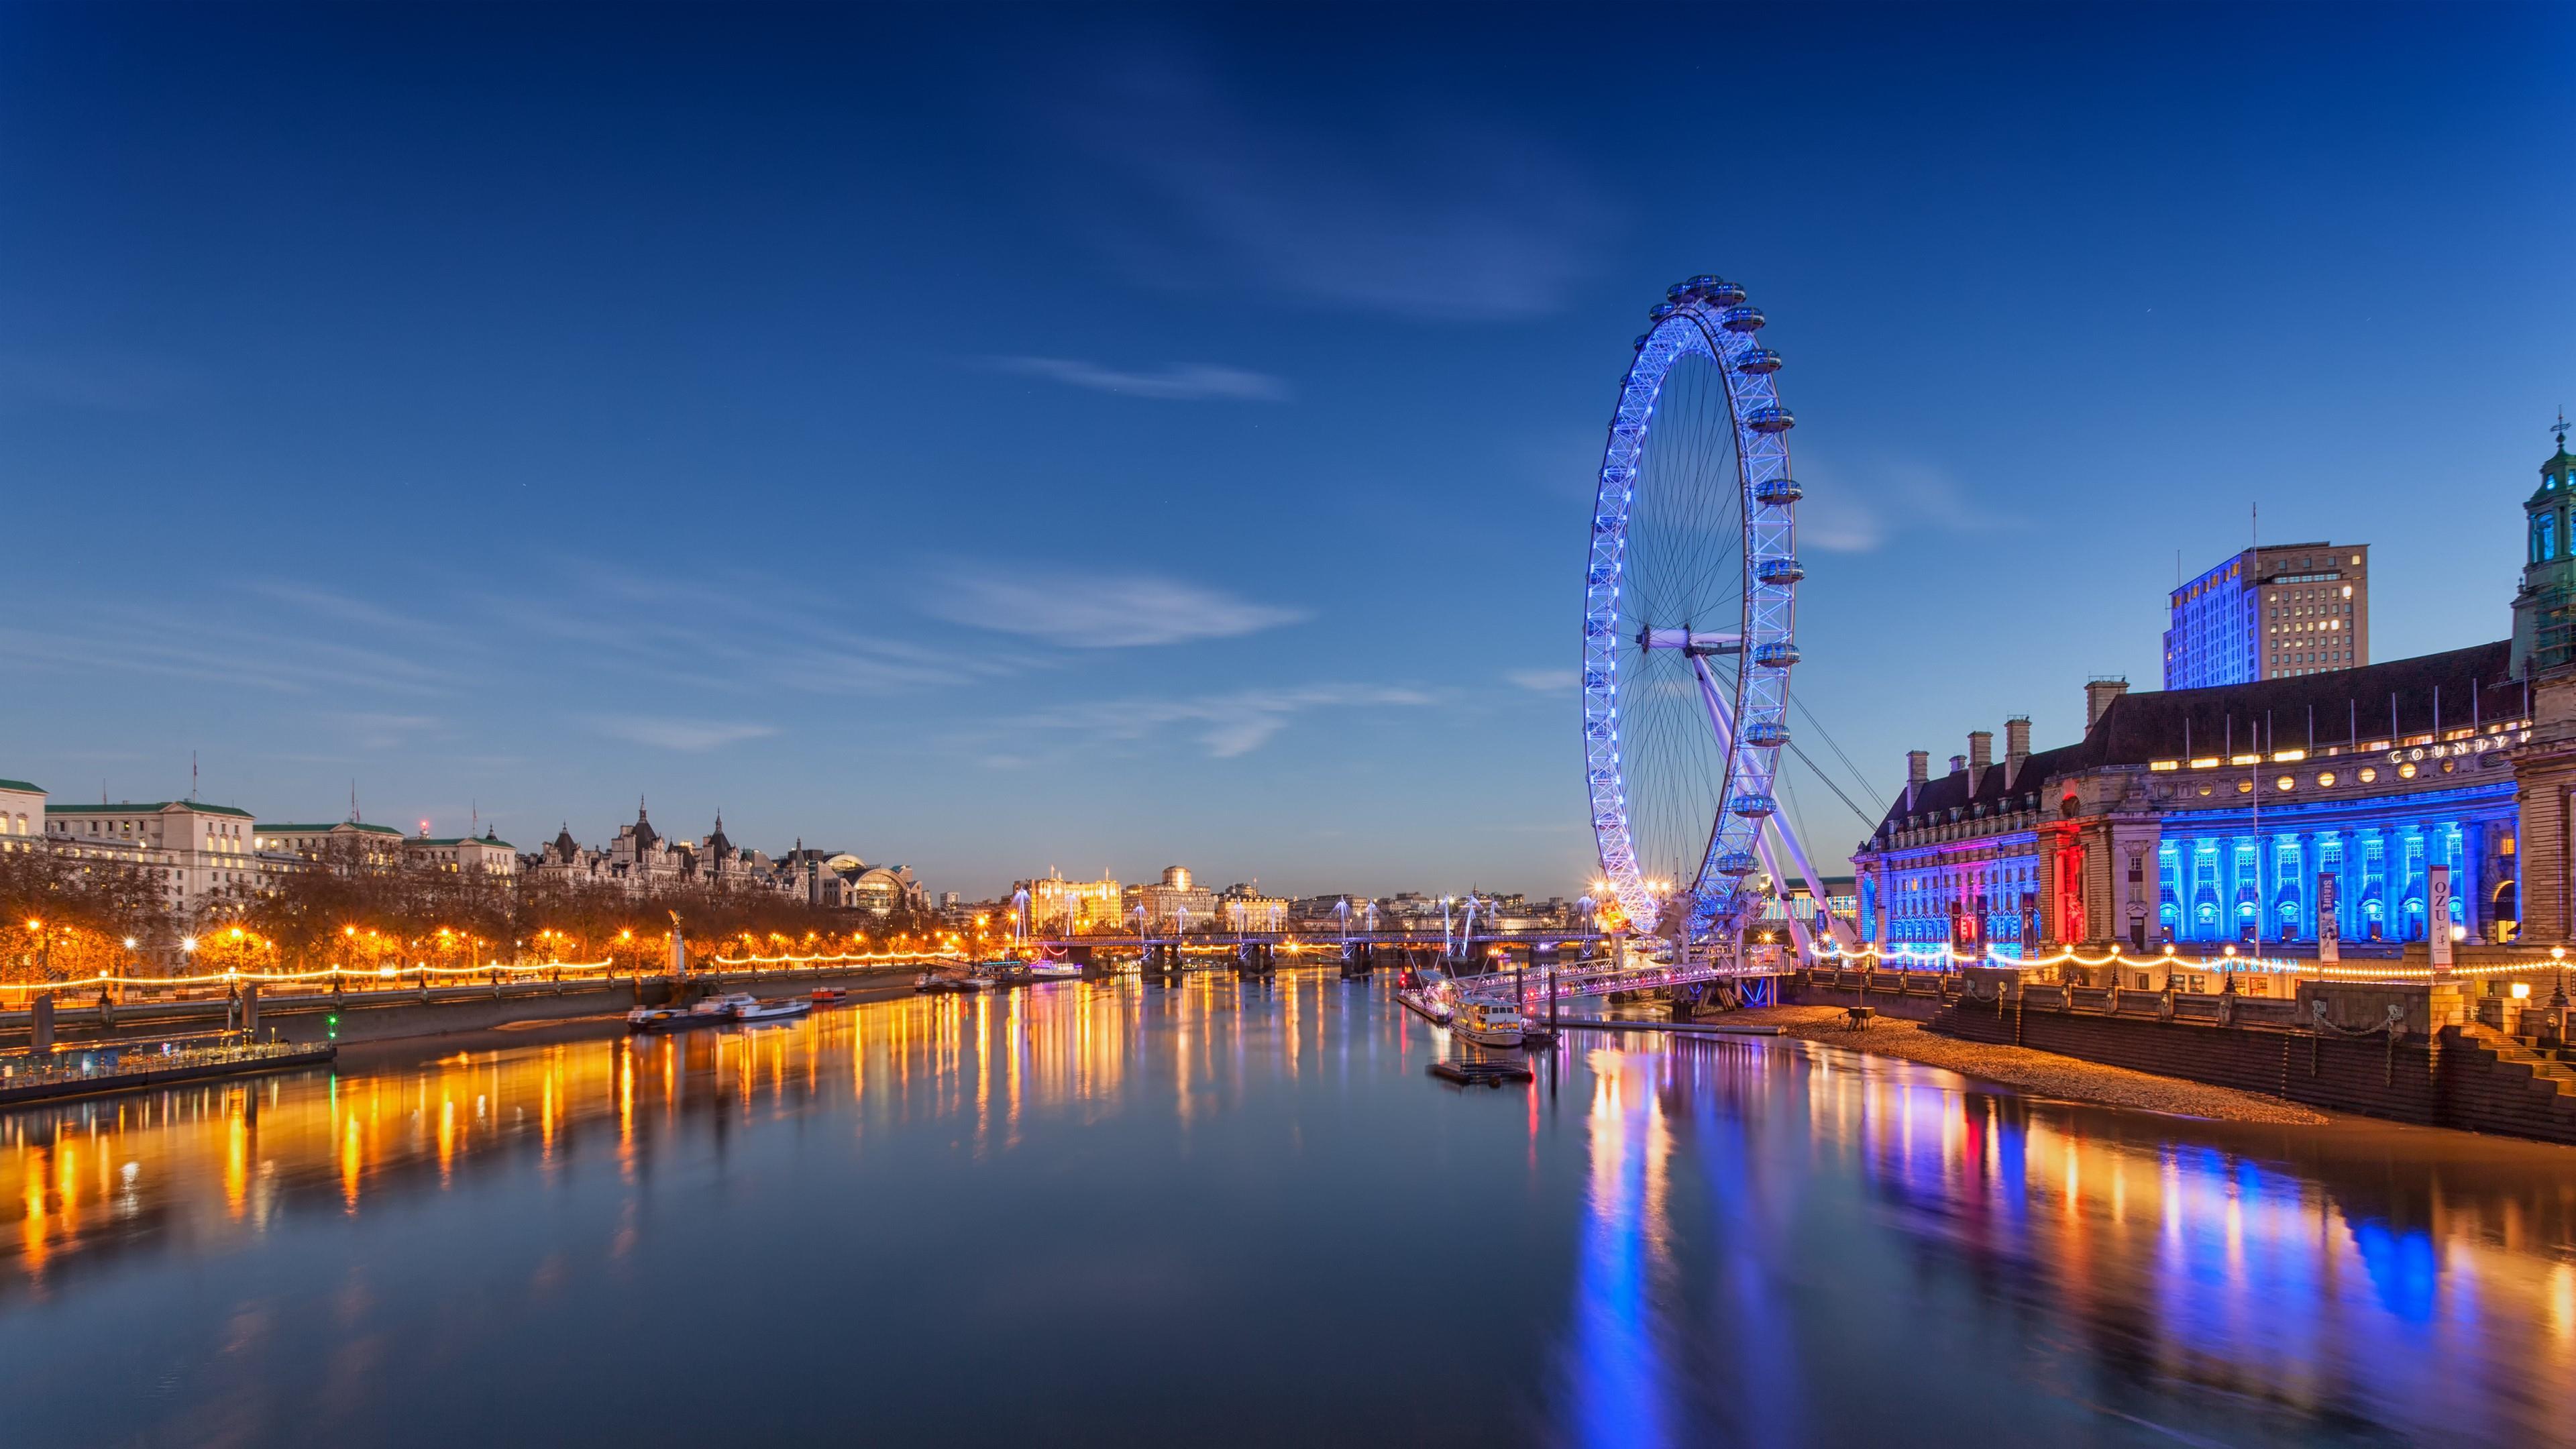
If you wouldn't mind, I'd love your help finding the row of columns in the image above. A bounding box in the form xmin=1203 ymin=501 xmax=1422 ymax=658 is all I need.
xmin=2158 ymin=820 xmax=2477 ymax=943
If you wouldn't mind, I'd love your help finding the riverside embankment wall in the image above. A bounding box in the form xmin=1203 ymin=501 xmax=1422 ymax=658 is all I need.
xmin=1929 ymin=986 xmax=2576 ymax=1146
xmin=0 ymin=966 xmax=922 ymax=1051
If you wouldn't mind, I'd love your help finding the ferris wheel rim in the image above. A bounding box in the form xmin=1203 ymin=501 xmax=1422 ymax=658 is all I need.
xmin=1581 ymin=278 xmax=1801 ymax=944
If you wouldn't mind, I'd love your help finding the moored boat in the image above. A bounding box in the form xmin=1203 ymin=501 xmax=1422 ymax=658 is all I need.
xmin=625 ymin=1004 xmax=690 ymax=1032
xmin=1395 ymin=968 xmax=1454 ymax=1026
xmin=692 ymin=991 xmax=757 ymax=1020
xmin=1451 ymin=1000 xmax=1527 ymax=1049
xmin=733 ymin=996 xmax=814 ymax=1022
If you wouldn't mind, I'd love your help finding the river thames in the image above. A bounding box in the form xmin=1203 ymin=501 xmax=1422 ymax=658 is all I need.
xmin=5 ymin=972 xmax=2575 ymax=1447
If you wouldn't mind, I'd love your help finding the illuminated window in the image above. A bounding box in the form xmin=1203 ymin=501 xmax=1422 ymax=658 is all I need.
xmin=2317 ymin=772 xmax=2335 ymax=787
xmin=2276 ymin=775 xmax=2294 ymax=792
xmin=2237 ymin=779 xmax=2254 ymax=794
xmin=2398 ymin=762 xmax=2418 ymax=779
xmin=2359 ymin=767 xmax=2378 ymax=784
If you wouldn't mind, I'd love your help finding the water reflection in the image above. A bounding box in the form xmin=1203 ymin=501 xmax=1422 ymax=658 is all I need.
xmin=1549 ymin=1032 xmax=2576 ymax=1446
xmin=3 ymin=975 xmax=2573 ymax=1448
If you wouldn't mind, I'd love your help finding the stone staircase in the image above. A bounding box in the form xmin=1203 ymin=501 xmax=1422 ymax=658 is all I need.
xmin=2437 ymin=1023 xmax=2576 ymax=1143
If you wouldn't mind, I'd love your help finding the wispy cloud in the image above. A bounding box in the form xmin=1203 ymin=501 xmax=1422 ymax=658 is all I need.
xmin=1505 ymin=668 xmax=1579 ymax=694
xmin=0 ymin=612 xmax=455 ymax=698
xmin=590 ymin=718 xmax=780 ymax=752
xmin=989 ymin=356 xmax=1289 ymax=402
xmin=1796 ymin=458 xmax=2013 ymax=554
xmin=1049 ymin=44 xmax=1607 ymax=321
xmin=329 ymin=712 xmax=443 ymax=751
xmin=924 ymin=565 xmax=1309 ymax=648
xmin=1018 ymin=684 xmax=1434 ymax=758
xmin=486 ymin=559 xmax=1036 ymax=696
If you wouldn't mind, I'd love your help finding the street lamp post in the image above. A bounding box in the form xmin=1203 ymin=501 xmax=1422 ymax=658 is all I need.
xmin=2552 ymin=946 xmax=2569 ymax=1042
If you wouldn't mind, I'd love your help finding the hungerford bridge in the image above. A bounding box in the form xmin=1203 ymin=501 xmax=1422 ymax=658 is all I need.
xmin=1030 ymin=276 xmax=1866 ymax=1009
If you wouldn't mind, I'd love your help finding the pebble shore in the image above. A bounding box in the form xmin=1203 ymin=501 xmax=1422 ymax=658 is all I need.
xmin=1729 ymin=1006 xmax=2331 ymax=1124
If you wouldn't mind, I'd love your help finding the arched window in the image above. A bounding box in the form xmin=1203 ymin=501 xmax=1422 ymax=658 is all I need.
xmin=2542 ymin=513 xmax=2558 ymax=562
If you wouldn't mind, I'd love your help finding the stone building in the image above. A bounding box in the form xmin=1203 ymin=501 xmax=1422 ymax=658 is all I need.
xmin=1857 ymin=652 xmax=2526 ymax=967
xmin=1125 ymin=865 xmax=1216 ymax=930
xmin=527 ymin=803 xmax=795 ymax=898
xmin=1858 ymin=428 xmax=2576 ymax=968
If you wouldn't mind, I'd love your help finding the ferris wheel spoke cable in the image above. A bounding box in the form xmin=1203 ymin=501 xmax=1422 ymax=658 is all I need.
xmin=1781 ymin=740 xmax=1882 ymax=833
xmin=1785 ymin=688 xmax=1889 ymax=816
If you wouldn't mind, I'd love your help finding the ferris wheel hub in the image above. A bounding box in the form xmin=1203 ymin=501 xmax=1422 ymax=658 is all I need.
xmin=1636 ymin=628 xmax=1743 ymax=655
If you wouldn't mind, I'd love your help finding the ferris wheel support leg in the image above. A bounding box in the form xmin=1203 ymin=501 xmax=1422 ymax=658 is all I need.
xmin=1766 ymin=816 xmax=1860 ymax=953
xmin=1749 ymin=828 xmax=1819 ymax=961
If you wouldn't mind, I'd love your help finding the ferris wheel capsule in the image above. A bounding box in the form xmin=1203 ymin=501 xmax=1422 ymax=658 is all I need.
xmin=1715 ymin=853 xmax=1759 ymax=877
xmin=1701 ymin=280 xmax=1747 ymax=306
xmin=1755 ymin=556 xmax=1805 ymax=585
xmin=1754 ymin=477 xmax=1803 ymax=505
xmin=1720 ymin=305 xmax=1766 ymax=332
xmin=1746 ymin=405 xmax=1794 ymax=433
xmin=1649 ymin=302 xmax=1678 ymax=321
xmin=1752 ymin=641 xmax=1801 ymax=668
xmin=1741 ymin=720 xmax=1790 ymax=747
xmin=1736 ymin=347 xmax=1783 ymax=374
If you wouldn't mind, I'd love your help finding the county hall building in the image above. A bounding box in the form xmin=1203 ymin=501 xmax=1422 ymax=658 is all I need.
xmin=1855 ymin=426 xmax=2576 ymax=971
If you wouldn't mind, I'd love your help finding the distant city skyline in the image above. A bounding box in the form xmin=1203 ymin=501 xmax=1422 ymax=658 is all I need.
xmin=3 ymin=3 xmax=2568 ymax=897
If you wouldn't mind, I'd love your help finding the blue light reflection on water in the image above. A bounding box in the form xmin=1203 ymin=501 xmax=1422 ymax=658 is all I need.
xmin=0 ymin=975 xmax=2571 ymax=1448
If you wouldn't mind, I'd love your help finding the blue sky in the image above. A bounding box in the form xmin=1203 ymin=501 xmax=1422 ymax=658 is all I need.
xmin=2 ymin=3 xmax=2569 ymax=900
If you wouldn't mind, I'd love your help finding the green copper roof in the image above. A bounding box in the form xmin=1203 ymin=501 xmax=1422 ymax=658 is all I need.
xmin=48 ymin=800 xmax=255 ymax=818
xmin=0 ymin=780 xmax=42 ymax=794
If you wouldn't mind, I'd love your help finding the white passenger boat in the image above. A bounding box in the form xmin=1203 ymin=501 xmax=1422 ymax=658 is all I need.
xmin=1027 ymin=957 xmax=1084 ymax=979
xmin=732 ymin=996 xmax=814 ymax=1022
xmin=1450 ymin=1000 xmax=1527 ymax=1049
xmin=692 ymin=991 xmax=757 ymax=1019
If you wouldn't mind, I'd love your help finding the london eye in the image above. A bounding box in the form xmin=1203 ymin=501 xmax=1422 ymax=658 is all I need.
xmin=1581 ymin=275 xmax=1824 ymax=969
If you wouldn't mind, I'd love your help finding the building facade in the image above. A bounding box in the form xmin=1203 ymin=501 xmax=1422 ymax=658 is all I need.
xmin=2509 ymin=423 xmax=2576 ymax=680
xmin=0 ymin=779 xmax=42 ymax=847
xmin=2163 ymin=542 xmax=2371 ymax=689
xmin=44 ymin=798 xmax=266 ymax=912
xmin=1126 ymin=865 xmax=1216 ymax=930
xmin=404 ymin=829 xmax=519 ymax=877
xmin=257 ymin=820 xmax=408 ymax=871
xmin=1861 ymin=649 xmax=2528 ymax=969
xmin=1218 ymin=882 xmax=1289 ymax=932
xmin=1025 ymin=870 xmax=1124 ymax=932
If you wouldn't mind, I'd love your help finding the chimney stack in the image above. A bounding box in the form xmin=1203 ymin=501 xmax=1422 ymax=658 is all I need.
xmin=1968 ymin=729 xmax=1994 ymax=777
xmin=1949 ymin=753 xmax=1968 ymax=775
xmin=2084 ymin=676 xmax=2131 ymax=731
xmin=2004 ymin=716 xmax=2032 ymax=787
xmin=1904 ymin=749 xmax=1929 ymax=810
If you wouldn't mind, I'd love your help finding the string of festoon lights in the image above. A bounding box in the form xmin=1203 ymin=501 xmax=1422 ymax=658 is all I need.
xmin=1813 ymin=940 xmax=2573 ymax=982
xmin=0 ymin=949 xmax=974 ymax=995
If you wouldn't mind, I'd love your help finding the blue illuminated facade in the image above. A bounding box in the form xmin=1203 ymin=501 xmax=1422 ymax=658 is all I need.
xmin=2143 ymin=778 xmax=2508 ymax=945
xmin=1857 ymin=640 xmax=2526 ymax=961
